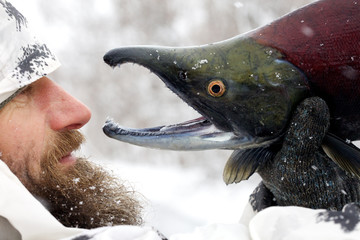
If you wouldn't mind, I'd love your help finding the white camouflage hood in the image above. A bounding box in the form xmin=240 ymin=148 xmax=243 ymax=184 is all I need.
xmin=0 ymin=0 xmax=60 ymax=108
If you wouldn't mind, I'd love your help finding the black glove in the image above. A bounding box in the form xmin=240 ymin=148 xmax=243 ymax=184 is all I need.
xmin=230 ymin=97 xmax=360 ymax=212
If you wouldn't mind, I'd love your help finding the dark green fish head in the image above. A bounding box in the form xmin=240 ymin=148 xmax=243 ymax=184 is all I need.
xmin=103 ymin=37 xmax=309 ymax=151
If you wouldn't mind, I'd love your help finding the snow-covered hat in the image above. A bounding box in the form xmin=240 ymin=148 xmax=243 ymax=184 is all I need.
xmin=0 ymin=0 xmax=60 ymax=108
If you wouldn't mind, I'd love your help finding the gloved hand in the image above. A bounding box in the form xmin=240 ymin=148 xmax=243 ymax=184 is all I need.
xmin=250 ymin=97 xmax=360 ymax=212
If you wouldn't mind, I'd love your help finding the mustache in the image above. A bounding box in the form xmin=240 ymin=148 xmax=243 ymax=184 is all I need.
xmin=44 ymin=130 xmax=85 ymax=165
xmin=33 ymin=130 xmax=143 ymax=228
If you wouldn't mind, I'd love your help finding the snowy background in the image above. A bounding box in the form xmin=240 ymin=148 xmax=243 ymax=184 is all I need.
xmin=11 ymin=0 xmax=316 ymax=236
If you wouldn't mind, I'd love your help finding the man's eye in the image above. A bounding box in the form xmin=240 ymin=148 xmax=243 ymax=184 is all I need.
xmin=11 ymin=85 xmax=33 ymax=107
xmin=19 ymin=85 xmax=33 ymax=95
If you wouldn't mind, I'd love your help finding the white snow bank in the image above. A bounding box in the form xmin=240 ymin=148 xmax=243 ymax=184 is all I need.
xmin=104 ymin=160 xmax=260 ymax=236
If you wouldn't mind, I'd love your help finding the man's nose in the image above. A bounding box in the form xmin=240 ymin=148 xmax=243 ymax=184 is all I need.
xmin=44 ymin=79 xmax=92 ymax=131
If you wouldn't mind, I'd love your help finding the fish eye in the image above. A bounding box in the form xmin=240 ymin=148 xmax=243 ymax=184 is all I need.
xmin=207 ymin=79 xmax=226 ymax=97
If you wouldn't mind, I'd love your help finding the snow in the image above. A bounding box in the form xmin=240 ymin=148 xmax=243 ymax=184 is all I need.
xmin=234 ymin=2 xmax=244 ymax=8
xmin=104 ymin=160 xmax=260 ymax=236
xmin=192 ymin=59 xmax=209 ymax=70
xmin=248 ymin=206 xmax=360 ymax=240
xmin=170 ymin=223 xmax=250 ymax=240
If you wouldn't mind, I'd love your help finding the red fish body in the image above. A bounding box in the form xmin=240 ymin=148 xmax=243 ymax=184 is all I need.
xmin=103 ymin=0 xmax=360 ymax=210
xmin=251 ymin=0 xmax=360 ymax=140
xmin=103 ymin=0 xmax=360 ymax=149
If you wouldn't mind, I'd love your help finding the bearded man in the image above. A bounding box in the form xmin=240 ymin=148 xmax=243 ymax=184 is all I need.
xmin=3 ymin=1 xmax=360 ymax=240
xmin=0 ymin=1 xmax=169 ymax=239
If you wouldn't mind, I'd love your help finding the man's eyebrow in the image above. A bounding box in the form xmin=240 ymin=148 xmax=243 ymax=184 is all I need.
xmin=19 ymin=84 xmax=33 ymax=95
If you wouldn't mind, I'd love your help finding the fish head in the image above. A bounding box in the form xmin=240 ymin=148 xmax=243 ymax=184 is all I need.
xmin=103 ymin=36 xmax=309 ymax=150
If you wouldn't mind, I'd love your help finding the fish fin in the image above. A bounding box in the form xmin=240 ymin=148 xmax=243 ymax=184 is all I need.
xmin=322 ymin=133 xmax=360 ymax=179
xmin=223 ymin=146 xmax=275 ymax=185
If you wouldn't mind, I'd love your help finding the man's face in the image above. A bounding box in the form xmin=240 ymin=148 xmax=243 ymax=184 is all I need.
xmin=0 ymin=76 xmax=91 ymax=184
xmin=0 ymin=77 xmax=143 ymax=228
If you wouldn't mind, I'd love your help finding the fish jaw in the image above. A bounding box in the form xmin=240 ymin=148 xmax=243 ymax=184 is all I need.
xmin=103 ymin=37 xmax=309 ymax=150
xmin=103 ymin=117 xmax=279 ymax=151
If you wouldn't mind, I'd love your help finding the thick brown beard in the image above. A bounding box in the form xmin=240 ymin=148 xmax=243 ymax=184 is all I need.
xmin=28 ymin=130 xmax=143 ymax=228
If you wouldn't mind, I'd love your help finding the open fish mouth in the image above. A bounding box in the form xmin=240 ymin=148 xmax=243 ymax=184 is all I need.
xmin=103 ymin=116 xmax=276 ymax=151
xmin=101 ymin=41 xmax=293 ymax=151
